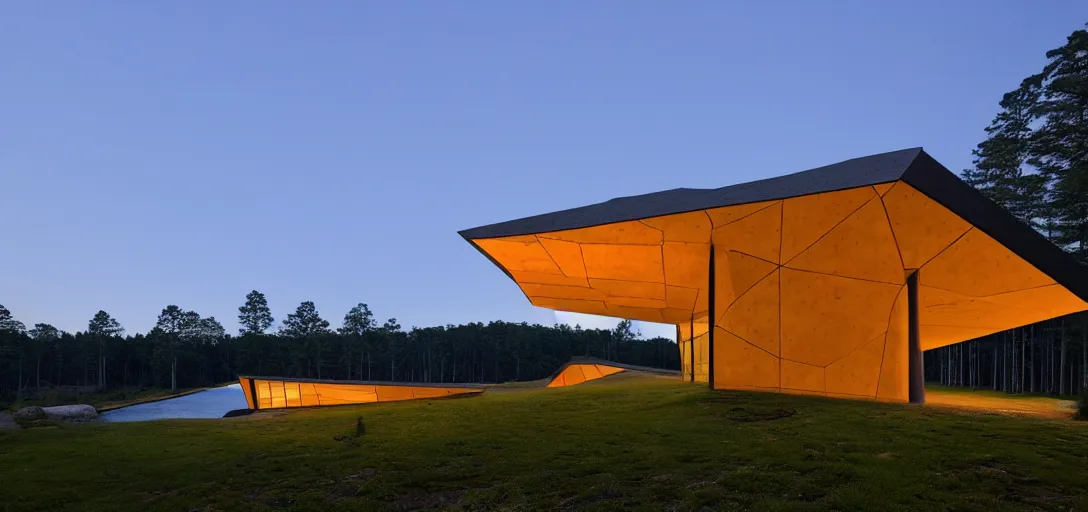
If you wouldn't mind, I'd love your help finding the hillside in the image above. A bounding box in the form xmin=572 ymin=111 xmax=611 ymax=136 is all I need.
xmin=1 ymin=375 xmax=1086 ymax=511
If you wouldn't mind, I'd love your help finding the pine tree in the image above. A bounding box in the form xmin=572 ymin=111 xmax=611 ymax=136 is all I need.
xmin=237 ymin=290 xmax=274 ymax=335
xmin=153 ymin=306 xmax=187 ymax=390
xmin=280 ymin=302 xmax=331 ymax=378
xmin=962 ymin=78 xmax=1048 ymax=229
xmin=27 ymin=323 xmax=59 ymax=392
xmin=87 ymin=311 xmax=123 ymax=389
xmin=0 ymin=305 xmax=27 ymax=398
xmin=1030 ymin=27 xmax=1088 ymax=262
xmin=340 ymin=303 xmax=376 ymax=380
xmin=0 ymin=305 xmax=26 ymax=333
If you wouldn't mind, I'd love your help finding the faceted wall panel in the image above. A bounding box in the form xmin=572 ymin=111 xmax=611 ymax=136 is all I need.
xmin=678 ymin=322 xmax=693 ymax=381
xmin=877 ymin=288 xmax=909 ymax=401
xmin=780 ymin=186 xmax=874 ymax=263
xmin=882 ymin=183 xmax=971 ymax=269
xmin=547 ymin=363 xmax=625 ymax=388
xmin=711 ymin=202 xmax=782 ymax=263
xmin=716 ymin=328 xmax=779 ymax=390
xmin=692 ymin=314 xmax=710 ymax=383
xmin=240 ymin=378 xmax=484 ymax=410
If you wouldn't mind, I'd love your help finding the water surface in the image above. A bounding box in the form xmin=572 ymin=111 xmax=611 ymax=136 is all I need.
xmin=101 ymin=384 xmax=247 ymax=422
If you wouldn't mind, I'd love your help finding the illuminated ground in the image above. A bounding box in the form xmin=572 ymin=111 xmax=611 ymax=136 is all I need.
xmin=926 ymin=386 xmax=1078 ymax=419
xmin=2 ymin=375 xmax=1086 ymax=511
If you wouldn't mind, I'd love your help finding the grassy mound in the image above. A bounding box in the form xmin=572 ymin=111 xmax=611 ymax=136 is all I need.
xmin=1 ymin=376 xmax=1086 ymax=511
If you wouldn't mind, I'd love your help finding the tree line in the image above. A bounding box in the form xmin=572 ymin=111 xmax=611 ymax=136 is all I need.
xmin=0 ymin=291 xmax=678 ymax=404
xmin=938 ymin=25 xmax=1088 ymax=396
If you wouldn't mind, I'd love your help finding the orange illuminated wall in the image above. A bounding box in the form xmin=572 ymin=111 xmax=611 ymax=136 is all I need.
xmin=677 ymin=320 xmax=709 ymax=383
xmin=463 ymin=151 xmax=1088 ymax=403
xmin=678 ymin=322 xmax=693 ymax=381
xmin=547 ymin=363 xmax=625 ymax=387
xmin=238 ymin=377 xmax=484 ymax=410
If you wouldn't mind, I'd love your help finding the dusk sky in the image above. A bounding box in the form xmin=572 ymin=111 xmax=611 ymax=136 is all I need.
xmin=2 ymin=2 xmax=1084 ymax=337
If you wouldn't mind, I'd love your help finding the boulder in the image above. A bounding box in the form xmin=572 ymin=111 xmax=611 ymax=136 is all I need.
xmin=13 ymin=406 xmax=45 ymax=421
xmin=0 ymin=412 xmax=19 ymax=429
xmin=41 ymin=404 xmax=98 ymax=422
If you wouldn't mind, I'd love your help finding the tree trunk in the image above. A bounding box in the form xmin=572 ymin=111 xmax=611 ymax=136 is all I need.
xmin=36 ymin=356 xmax=41 ymax=393
xmin=1048 ymin=328 xmax=1054 ymax=394
xmin=17 ymin=353 xmax=23 ymax=401
xmin=1082 ymin=321 xmax=1087 ymax=392
xmin=1020 ymin=331 xmax=1026 ymax=393
xmin=1060 ymin=319 xmax=1067 ymax=395
xmin=1030 ymin=327 xmax=1035 ymax=393
xmin=1003 ymin=333 xmax=1008 ymax=392
xmin=958 ymin=344 xmax=963 ymax=386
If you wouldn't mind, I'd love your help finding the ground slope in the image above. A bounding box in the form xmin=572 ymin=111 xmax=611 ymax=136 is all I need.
xmin=1 ymin=376 xmax=1086 ymax=511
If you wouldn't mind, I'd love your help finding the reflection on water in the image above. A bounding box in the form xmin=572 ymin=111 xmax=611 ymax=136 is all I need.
xmin=100 ymin=384 xmax=248 ymax=422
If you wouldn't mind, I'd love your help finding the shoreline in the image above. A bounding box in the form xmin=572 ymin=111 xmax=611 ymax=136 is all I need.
xmin=96 ymin=383 xmax=233 ymax=413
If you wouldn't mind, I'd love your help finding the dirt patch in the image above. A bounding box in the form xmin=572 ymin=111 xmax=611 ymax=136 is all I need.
xmin=961 ymin=461 xmax=1073 ymax=507
xmin=723 ymin=406 xmax=796 ymax=422
xmin=557 ymin=487 xmax=625 ymax=510
xmin=228 ymin=410 xmax=288 ymax=421
xmin=392 ymin=490 xmax=464 ymax=511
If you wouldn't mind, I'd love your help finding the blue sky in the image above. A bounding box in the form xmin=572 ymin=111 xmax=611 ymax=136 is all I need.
xmin=2 ymin=2 xmax=1084 ymax=337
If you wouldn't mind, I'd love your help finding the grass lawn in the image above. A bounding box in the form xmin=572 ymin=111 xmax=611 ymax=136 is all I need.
xmin=1 ymin=374 xmax=1087 ymax=511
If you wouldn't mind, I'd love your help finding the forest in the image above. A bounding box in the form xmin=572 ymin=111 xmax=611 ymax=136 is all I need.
xmin=0 ymin=294 xmax=677 ymax=404
xmin=2 ymin=26 xmax=1088 ymax=405
xmin=925 ymin=26 xmax=1088 ymax=397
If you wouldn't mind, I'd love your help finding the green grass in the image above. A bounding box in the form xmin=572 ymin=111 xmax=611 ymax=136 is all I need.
xmin=926 ymin=382 xmax=1081 ymax=401
xmin=2 ymin=375 xmax=1087 ymax=511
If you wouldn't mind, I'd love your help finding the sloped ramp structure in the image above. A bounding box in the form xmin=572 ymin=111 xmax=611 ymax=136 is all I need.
xmin=238 ymin=376 xmax=485 ymax=410
xmin=460 ymin=148 xmax=1088 ymax=404
xmin=546 ymin=358 xmax=680 ymax=388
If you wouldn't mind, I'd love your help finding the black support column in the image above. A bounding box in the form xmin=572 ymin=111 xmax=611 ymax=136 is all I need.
xmin=675 ymin=324 xmax=682 ymax=375
xmin=248 ymin=378 xmax=259 ymax=411
xmin=907 ymin=270 xmax=925 ymax=404
xmin=689 ymin=316 xmax=695 ymax=382
xmin=708 ymin=244 xmax=715 ymax=389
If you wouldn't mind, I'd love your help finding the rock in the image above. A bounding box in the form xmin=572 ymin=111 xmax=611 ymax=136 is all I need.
xmin=41 ymin=404 xmax=98 ymax=422
xmin=14 ymin=406 xmax=45 ymax=421
xmin=0 ymin=412 xmax=20 ymax=429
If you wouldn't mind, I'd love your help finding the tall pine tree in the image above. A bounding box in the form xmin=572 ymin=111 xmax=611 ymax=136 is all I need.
xmin=962 ymin=78 xmax=1047 ymax=228
xmin=1030 ymin=27 xmax=1088 ymax=262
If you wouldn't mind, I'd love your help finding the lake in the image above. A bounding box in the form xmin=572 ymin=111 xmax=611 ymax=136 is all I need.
xmin=100 ymin=384 xmax=248 ymax=422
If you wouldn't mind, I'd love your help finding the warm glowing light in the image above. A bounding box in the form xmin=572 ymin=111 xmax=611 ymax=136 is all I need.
xmin=238 ymin=377 xmax=484 ymax=410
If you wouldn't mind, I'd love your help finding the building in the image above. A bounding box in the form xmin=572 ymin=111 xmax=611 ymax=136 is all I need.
xmin=459 ymin=148 xmax=1088 ymax=403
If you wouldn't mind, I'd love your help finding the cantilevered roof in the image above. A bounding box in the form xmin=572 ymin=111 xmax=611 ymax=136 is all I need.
xmin=460 ymin=148 xmax=1088 ymax=354
xmin=461 ymin=148 xmax=923 ymax=240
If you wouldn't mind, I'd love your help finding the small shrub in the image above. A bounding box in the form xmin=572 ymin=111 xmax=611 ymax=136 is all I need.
xmin=1077 ymin=390 xmax=1088 ymax=421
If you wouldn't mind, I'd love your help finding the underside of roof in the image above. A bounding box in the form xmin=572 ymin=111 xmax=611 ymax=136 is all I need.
xmin=460 ymin=148 xmax=1088 ymax=304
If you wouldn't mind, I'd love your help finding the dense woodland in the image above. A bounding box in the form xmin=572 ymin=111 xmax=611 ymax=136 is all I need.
xmin=3 ymin=26 xmax=1088 ymax=405
xmin=932 ymin=26 xmax=1088 ymax=396
xmin=0 ymin=294 xmax=678 ymax=404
